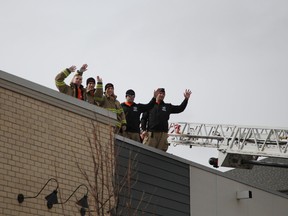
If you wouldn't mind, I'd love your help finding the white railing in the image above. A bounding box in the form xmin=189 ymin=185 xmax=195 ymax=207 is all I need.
xmin=168 ymin=122 xmax=288 ymax=158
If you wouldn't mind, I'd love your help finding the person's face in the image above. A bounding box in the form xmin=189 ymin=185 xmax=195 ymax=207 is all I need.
xmin=126 ymin=94 xmax=135 ymax=102
xmin=106 ymin=87 xmax=114 ymax=96
xmin=73 ymin=75 xmax=82 ymax=86
xmin=87 ymin=82 xmax=95 ymax=91
xmin=156 ymin=91 xmax=165 ymax=101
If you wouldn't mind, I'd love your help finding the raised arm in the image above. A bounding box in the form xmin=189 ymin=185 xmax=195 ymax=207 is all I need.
xmin=77 ymin=64 xmax=88 ymax=75
xmin=55 ymin=65 xmax=77 ymax=93
xmin=171 ymin=89 xmax=192 ymax=114
xmin=183 ymin=89 xmax=192 ymax=100
xmin=137 ymin=89 xmax=159 ymax=112
xmin=94 ymin=76 xmax=104 ymax=106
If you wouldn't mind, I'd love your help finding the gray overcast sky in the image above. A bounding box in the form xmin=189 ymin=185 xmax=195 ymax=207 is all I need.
xmin=1 ymin=0 xmax=288 ymax=171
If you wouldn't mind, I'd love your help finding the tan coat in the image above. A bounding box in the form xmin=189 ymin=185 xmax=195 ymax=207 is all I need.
xmin=55 ymin=68 xmax=86 ymax=101
xmin=94 ymin=82 xmax=126 ymax=129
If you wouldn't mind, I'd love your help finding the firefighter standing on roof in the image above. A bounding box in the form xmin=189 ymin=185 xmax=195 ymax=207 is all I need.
xmin=141 ymin=88 xmax=192 ymax=151
xmin=94 ymin=76 xmax=127 ymax=134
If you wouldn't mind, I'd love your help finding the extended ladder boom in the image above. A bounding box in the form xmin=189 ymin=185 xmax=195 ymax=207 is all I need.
xmin=168 ymin=122 xmax=288 ymax=168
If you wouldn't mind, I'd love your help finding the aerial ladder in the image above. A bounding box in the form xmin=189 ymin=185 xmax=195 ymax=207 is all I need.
xmin=167 ymin=122 xmax=288 ymax=169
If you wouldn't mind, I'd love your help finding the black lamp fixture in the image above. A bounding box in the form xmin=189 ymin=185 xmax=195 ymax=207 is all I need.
xmin=80 ymin=207 xmax=115 ymax=216
xmin=80 ymin=207 xmax=95 ymax=216
xmin=17 ymin=178 xmax=59 ymax=209
xmin=80 ymin=207 xmax=92 ymax=216
xmin=48 ymin=184 xmax=89 ymax=210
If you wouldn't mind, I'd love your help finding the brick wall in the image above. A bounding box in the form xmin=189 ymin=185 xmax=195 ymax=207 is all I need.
xmin=0 ymin=71 xmax=118 ymax=216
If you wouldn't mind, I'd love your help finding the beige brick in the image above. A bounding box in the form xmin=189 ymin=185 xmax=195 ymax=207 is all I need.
xmin=1 ymin=87 xmax=116 ymax=215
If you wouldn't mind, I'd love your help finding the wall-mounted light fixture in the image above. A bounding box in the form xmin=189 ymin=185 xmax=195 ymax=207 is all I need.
xmin=80 ymin=207 xmax=116 ymax=216
xmin=80 ymin=207 xmax=95 ymax=216
xmin=236 ymin=190 xmax=252 ymax=200
xmin=48 ymin=184 xmax=89 ymax=210
xmin=80 ymin=207 xmax=87 ymax=216
xmin=17 ymin=178 xmax=59 ymax=208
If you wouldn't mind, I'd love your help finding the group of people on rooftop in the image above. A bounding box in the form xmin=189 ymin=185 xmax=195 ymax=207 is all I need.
xmin=55 ymin=64 xmax=192 ymax=152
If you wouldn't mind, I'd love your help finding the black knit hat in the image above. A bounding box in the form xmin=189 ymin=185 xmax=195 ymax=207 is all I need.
xmin=86 ymin=77 xmax=95 ymax=86
xmin=157 ymin=88 xmax=165 ymax=93
xmin=126 ymin=89 xmax=135 ymax=96
xmin=105 ymin=83 xmax=114 ymax=90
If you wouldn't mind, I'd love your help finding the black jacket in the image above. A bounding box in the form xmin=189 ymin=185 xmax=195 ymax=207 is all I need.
xmin=141 ymin=98 xmax=188 ymax=132
xmin=121 ymin=97 xmax=156 ymax=133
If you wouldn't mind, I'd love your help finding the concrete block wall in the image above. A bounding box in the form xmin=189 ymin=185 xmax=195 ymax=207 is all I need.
xmin=0 ymin=71 xmax=118 ymax=216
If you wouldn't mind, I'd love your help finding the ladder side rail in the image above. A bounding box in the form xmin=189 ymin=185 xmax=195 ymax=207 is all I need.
xmin=224 ymin=148 xmax=288 ymax=158
xmin=252 ymin=128 xmax=261 ymax=152
xmin=237 ymin=127 xmax=263 ymax=152
xmin=258 ymin=128 xmax=267 ymax=143
xmin=212 ymin=124 xmax=226 ymax=141
xmin=168 ymin=122 xmax=240 ymax=148
xmin=175 ymin=122 xmax=238 ymax=139
xmin=224 ymin=126 xmax=237 ymax=146
xmin=226 ymin=128 xmax=288 ymax=158
xmin=257 ymin=128 xmax=268 ymax=140
xmin=252 ymin=128 xmax=269 ymax=149
xmin=228 ymin=127 xmax=241 ymax=149
xmin=206 ymin=125 xmax=219 ymax=145
xmin=182 ymin=122 xmax=189 ymax=134
xmin=211 ymin=124 xmax=229 ymax=146
xmin=283 ymin=139 xmax=288 ymax=153
xmin=281 ymin=129 xmax=288 ymax=153
xmin=254 ymin=128 xmax=262 ymax=151
xmin=189 ymin=124 xmax=203 ymax=144
xmin=197 ymin=124 xmax=204 ymax=136
xmin=256 ymin=129 xmax=286 ymax=152
xmin=168 ymin=122 xmax=288 ymax=168
xmin=168 ymin=136 xmax=232 ymax=149
xmin=219 ymin=125 xmax=228 ymax=137
xmin=214 ymin=124 xmax=220 ymax=136
xmin=228 ymin=127 xmax=253 ymax=150
xmin=212 ymin=125 xmax=223 ymax=145
xmin=277 ymin=129 xmax=288 ymax=153
xmin=169 ymin=123 xmax=288 ymax=154
xmin=239 ymin=128 xmax=252 ymax=150
xmin=195 ymin=124 xmax=206 ymax=144
xmin=260 ymin=129 xmax=272 ymax=152
xmin=200 ymin=124 xmax=221 ymax=144
xmin=207 ymin=125 xmax=214 ymax=144
xmin=168 ymin=139 xmax=220 ymax=148
xmin=230 ymin=127 xmax=265 ymax=152
xmin=168 ymin=122 xmax=175 ymax=133
xmin=274 ymin=129 xmax=282 ymax=154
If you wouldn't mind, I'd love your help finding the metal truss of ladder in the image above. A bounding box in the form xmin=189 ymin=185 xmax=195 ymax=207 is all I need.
xmin=168 ymin=122 xmax=288 ymax=168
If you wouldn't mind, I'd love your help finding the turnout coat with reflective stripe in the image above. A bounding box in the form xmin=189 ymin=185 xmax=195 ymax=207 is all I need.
xmin=55 ymin=68 xmax=86 ymax=100
xmin=94 ymin=82 xmax=126 ymax=128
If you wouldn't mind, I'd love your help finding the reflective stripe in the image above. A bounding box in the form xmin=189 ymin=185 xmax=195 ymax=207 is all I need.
xmin=106 ymin=108 xmax=117 ymax=113
xmin=95 ymin=97 xmax=104 ymax=102
xmin=63 ymin=70 xmax=70 ymax=77
xmin=55 ymin=81 xmax=66 ymax=87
